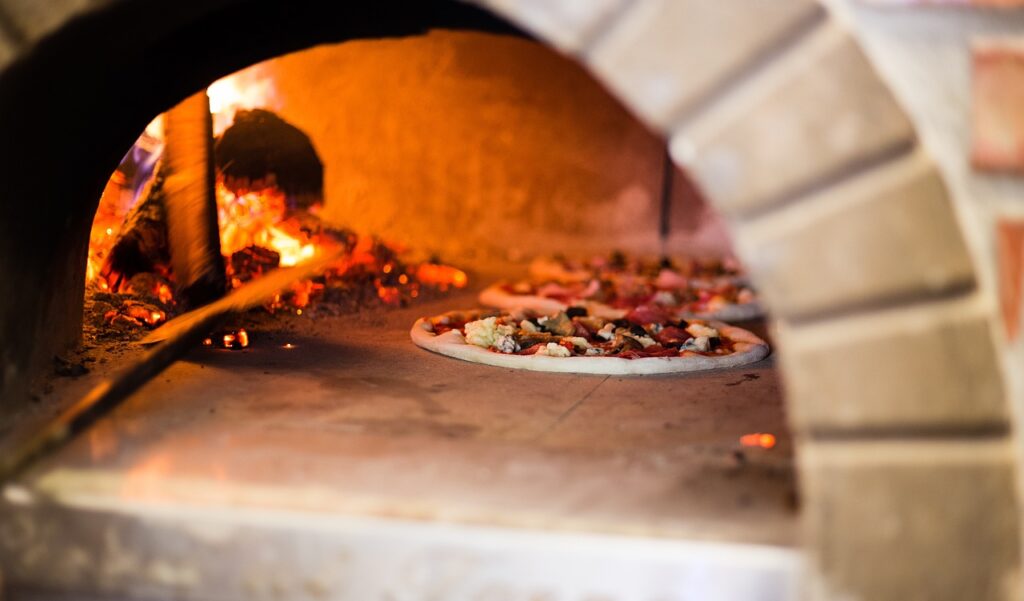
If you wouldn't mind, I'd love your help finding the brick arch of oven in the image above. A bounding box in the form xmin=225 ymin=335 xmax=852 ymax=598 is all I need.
xmin=0 ymin=0 xmax=1019 ymax=599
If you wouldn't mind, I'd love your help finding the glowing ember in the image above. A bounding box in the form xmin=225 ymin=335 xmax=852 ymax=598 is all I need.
xmin=156 ymin=283 xmax=173 ymax=304
xmin=415 ymin=264 xmax=469 ymax=289
xmin=377 ymin=286 xmax=400 ymax=305
xmin=216 ymin=185 xmax=319 ymax=267
xmin=217 ymin=328 xmax=249 ymax=350
xmin=740 ymin=432 xmax=777 ymax=449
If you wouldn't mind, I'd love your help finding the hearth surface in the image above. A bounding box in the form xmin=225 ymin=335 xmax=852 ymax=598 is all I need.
xmin=1 ymin=285 xmax=798 ymax=598
xmin=6 ymin=287 xmax=795 ymax=545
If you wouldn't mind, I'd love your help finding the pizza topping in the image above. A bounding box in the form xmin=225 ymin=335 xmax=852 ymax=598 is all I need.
xmin=537 ymin=342 xmax=572 ymax=357
xmin=618 ymin=334 xmax=645 ymax=351
xmin=515 ymin=331 xmax=556 ymax=348
xmin=654 ymin=325 xmax=689 ymax=346
xmin=425 ymin=308 xmax=745 ymax=360
xmin=652 ymin=290 xmax=677 ymax=306
xmin=626 ymin=304 xmax=672 ymax=326
xmin=539 ymin=312 xmax=575 ymax=336
xmin=655 ymin=268 xmax=689 ymax=289
xmin=574 ymin=315 xmax=603 ymax=332
xmin=464 ymin=317 xmax=517 ymax=352
xmin=566 ymin=336 xmax=592 ymax=350
xmin=497 ymin=257 xmax=759 ymax=320
xmin=625 ymin=332 xmax=657 ymax=348
xmin=685 ymin=336 xmax=712 ymax=352
xmin=565 ymin=306 xmax=588 ymax=318
xmin=494 ymin=335 xmax=520 ymax=354
xmin=686 ymin=322 xmax=719 ymax=339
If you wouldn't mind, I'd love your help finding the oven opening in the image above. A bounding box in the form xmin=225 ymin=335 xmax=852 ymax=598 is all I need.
xmin=5 ymin=26 xmax=795 ymax=601
xmin=81 ymin=28 xmax=792 ymax=516
xmin=1 ymin=2 xmax=1016 ymax=599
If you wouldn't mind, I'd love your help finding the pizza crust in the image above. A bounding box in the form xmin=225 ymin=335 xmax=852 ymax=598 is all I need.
xmin=410 ymin=317 xmax=770 ymax=375
xmin=527 ymin=256 xmax=592 ymax=283
xmin=530 ymin=257 xmax=748 ymax=288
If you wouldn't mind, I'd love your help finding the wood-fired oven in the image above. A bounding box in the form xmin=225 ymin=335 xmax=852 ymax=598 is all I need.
xmin=0 ymin=2 xmax=1019 ymax=601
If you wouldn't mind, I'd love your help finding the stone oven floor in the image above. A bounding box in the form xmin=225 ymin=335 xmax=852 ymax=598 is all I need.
xmin=1 ymin=288 xmax=800 ymax=599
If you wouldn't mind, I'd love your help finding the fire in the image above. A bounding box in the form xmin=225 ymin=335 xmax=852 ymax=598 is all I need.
xmin=207 ymin=69 xmax=278 ymax=135
xmin=740 ymin=432 xmax=777 ymax=449
xmin=416 ymin=263 xmax=469 ymax=289
xmin=85 ymin=69 xmax=469 ymax=331
xmin=87 ymin=171 xmax=130 ymax=283
xmin=221 ymin=328 xmax=249 ymax=349
xmin=216 ymin=184 xmax=317 ymax=267
xmin=203 ymin=328 xmax=249 ymax=350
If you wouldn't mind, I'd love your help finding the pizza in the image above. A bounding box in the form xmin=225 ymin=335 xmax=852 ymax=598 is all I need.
xmin=410 ymin=306 xmax=769 ymax=375
xmin=529 ymin=252 xmax=746 ymax=286
xmin=479 ymin=270 xmax=762 ymax=322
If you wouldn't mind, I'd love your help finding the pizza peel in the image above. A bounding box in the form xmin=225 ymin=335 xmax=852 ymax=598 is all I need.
xmin=0 ymin=248 xmax=343 ymax=485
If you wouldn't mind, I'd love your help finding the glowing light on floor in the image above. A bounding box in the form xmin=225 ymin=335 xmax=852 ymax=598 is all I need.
xmin=740 ymin=432 xmax=776 ymax=449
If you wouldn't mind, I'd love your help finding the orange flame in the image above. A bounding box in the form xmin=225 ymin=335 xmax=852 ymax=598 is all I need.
xmin=740 ymin=432 xmax=777 ymax=449
xmin=216 ymin=184 xmax=318 ymax=268
xmin=207 ymin=70 xmax=278 ymax=135
xmin=415 ymin=264 xmax=468 ymax=289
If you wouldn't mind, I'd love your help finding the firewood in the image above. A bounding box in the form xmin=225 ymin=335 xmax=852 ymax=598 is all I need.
xmin=163 ymin=91 xmax=227 ymax=308
xmin=101 ymin=166 xmax=170 ymax=289
xmin=215 ymin=108 xmax=323 ymax=209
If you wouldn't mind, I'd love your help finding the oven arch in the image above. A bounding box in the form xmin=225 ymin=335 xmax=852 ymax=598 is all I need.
xmin=0 ymin=1 xmax=1016 ymax=598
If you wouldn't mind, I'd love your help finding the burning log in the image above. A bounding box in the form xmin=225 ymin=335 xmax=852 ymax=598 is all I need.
xmin=229 ymin=245 xmax=281 ymax=285
xmin=215 ymin=108 xmax=323 ymax=209
xmin=163 ymin=91 xmax=227 ymax=308
xmin=100 ymin=170 xmax=170 ymax=290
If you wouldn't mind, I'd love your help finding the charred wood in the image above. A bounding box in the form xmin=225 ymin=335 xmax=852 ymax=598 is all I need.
xmin=163 ymin=91 xmax=227 ymax=308
xmin=215 ymin=108 xmax=323 ymax=209
xmin=102 ymin=169 xmax=170 ymax=289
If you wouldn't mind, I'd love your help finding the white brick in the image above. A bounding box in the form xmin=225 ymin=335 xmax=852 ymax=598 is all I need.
xmin=586 ymin=0 xmax=820 ymax=130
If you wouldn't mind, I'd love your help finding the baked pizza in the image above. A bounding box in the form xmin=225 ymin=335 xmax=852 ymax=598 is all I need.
xmin=529 ymin=252 xmax=746 ymax=286
xmin=479 ymin=270 xmax=761 ymax=322
xmin=410 ymin=306 xmax=769 ymax=375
